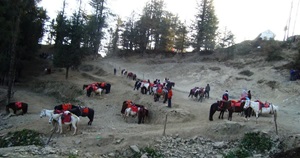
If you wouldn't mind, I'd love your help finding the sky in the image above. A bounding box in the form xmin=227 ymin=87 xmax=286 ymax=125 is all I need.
xmin=39 ymin=0 xmax=300 ymax=44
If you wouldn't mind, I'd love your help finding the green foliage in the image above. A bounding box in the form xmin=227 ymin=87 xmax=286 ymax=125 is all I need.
xmin=192 ymin=0 xmax=218 ymax=51
xmin=239 ymin=70 xmax=254 ymax=77
xmin=0 ymin=129 xmax=44 ymax=147
xmin=224 ymin=132 xmax=273 ymax=157
xmin=240 ymin=132 xmax=272 ymax=152
xmin=261 ymin=41 xmax=284 ymax=61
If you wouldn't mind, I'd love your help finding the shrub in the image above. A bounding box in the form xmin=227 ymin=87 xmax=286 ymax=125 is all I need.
xmin=240 ymin=132 xmax=273 ymax=153
xmin=224 ymin=132 xmax=273 ymax=157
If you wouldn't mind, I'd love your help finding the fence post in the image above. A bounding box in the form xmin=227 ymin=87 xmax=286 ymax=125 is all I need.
xmin=163 ymin=113 xmax=168 ymax=136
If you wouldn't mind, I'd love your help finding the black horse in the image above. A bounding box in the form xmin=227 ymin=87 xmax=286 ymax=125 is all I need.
xmin=54 ymin=104 xmax=94 ymax=125
xmin=133 ymin=80 xmax=142 ymax=90
xmin=136 ymin=104 xmax=149 ymax=124
xmin=6 ymin=102 xmax=28 ymax=115
xmin=99 ymin=82 xmax=111 ymax=94
xmin=209 ymin=101 xmax=232 ymax=121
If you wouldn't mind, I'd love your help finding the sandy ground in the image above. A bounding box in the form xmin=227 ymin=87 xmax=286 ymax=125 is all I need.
xmin=1 ymin=51 xmax=300 ymax=155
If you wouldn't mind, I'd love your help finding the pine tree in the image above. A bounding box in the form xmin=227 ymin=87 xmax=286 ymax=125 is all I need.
xmin=192 ymin=0 xmax=218 ymax=52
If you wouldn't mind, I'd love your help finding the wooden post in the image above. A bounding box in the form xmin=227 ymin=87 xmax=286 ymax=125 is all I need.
xmin=163 ymin=114 xmax=168 ymax=136
xmin=274 ymin=111 xmax=278 ymax=135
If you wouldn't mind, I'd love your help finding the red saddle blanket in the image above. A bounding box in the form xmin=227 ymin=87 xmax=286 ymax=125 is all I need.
xmin=62 ymin=113 xmax=71 ymax=123
xmin=231 ymin=100 xmax=242 ymax=107
xmin=255 ymin=100 xmax=270 ymax=110
xmin=15 ymin=102 xmax=22 ymax=109
xmin=131 ymin=106 xmax=138 ymax=112
xmin=82 ymin=107 xmax=89 ymax=114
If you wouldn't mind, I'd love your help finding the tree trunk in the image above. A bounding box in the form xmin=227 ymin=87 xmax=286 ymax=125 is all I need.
xmin=7 ymin=1 xmax=22 ymax=104
xmin=65 ymin=67 xmax=69 ymax=79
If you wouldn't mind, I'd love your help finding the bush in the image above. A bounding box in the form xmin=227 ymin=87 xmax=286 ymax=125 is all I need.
xmin=224 ymin=132 xmax=273 ymax=157
xmin=261 ymin=41 xmax=284 ymax=61
xmin=240 ymin=132 xmax=272 ymax=152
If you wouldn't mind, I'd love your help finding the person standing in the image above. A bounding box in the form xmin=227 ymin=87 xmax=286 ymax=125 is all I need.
xmin=167 ymin=87 xmax=173 ymax=108
xmin=114 ymin=68 xmax=116 ymax=75
xmin=247 ymin=90 xmax=252 ymax=100
xmin=205 ymin=84 xmax=210 ymax=98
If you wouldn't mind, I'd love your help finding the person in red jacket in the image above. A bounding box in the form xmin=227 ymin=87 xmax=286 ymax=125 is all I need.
xmin=167 ymin=87 xmax=173 ymax=108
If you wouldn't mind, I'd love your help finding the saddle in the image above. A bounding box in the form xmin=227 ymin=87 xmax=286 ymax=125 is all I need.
xmin=82 ymin=107 xmax=89 ymax=114
xmin=131 ymin=106 xmax=139 ymax=113
xmin=231 ymin=100 xmax=241 ymax=107
xmin=255 ymin=100 xmax=270 ymax=110
xmin=61 ymin=112 xmax=71 ymax=123
xmin=15 ymin=102 xmax=22 ymax=109
xmin=62 ymin=103 xmax=72 ymax=111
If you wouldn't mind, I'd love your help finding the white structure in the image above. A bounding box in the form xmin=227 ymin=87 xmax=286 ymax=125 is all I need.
xmin=258 ymin=30 xmax=276 ymax=40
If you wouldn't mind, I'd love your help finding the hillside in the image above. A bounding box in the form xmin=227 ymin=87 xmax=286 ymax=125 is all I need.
xmin=0 ymin=41 xmax=300 ymax=157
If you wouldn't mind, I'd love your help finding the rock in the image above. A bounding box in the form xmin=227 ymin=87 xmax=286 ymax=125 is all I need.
xmin=130 ymin=145 xmax=140 ymax=153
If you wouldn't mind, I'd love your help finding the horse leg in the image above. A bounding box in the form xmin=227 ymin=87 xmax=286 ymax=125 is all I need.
xmin=72 ymin=122 xmax=77 ymax=135
xmin=209 ymin=106 xmax=216 ymax=121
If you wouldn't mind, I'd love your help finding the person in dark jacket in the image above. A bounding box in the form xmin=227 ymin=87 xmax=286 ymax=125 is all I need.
xmin=205 ymin=84 xmax=210 ymax=98
xmin=247 ymin=90 xmax=252 ymax=100
xmin=222 ymin=90 xmax=229 ymax=101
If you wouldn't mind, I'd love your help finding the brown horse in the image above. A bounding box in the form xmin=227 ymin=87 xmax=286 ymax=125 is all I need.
xmin=6 ymin=102 xmax=28 ymax=115
xmin=121 ymin=101 xmax=148 ymax=124
xmin=227 ymin=100 xmax=246 ymax=121
xmin=209 ymin=100 xmax=232 ymax=121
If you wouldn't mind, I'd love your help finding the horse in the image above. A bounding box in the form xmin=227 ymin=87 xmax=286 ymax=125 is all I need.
xmin=98 ymin=82 xmax=111 ymax=94
xmin=249 ymin=100 xmax=278 ymax=123
xmin=54 ymin=104 xmax=94 ymax=125
xmin=40 ymin=109 xmax=57 ymax=131
xmin=85 ymin=84 xmax=103 ymax=97
xmin=136 ymin=104 xmax=149 ymax=124
xmin=226 ymin=100 xmax=246 ymax=121
xmin=52 ymin=111 xmax=80 ymax=135
xmin=197 ymin=88 xmax=205 ymax=102
xmin=6 ymin=102 xmax=28 ymax=115
xmin=132 ymin=74 xmax=137 ymax=80
xmin=188 ymin=87 xmax=200 ymax=99
xmin=127 ymin=72 xmax=133 ymax=79
xmin=209 ymin=100 xmax=232 ymax=121
xmin=153 ymin=86 xmax=167 ymax=102
xmin=69 ymin=106 xmax=95 ymax=125
xmin=121 ymin=101 xmax=148 ymax=124
xmin=140 ymin=81 xmax=150 ymax=95
xmin=133 ymin=80 xmax=142 ymax=90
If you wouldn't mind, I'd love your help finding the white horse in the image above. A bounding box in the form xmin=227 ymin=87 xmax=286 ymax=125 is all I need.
xmin=94 ymin=87 xmax=103 ymax=96
xmin=53 ymin=111 xmax=80 ymax=135
xmin=40 ymin=109 xmax=80 ymax=135
xmin=250 ymin=101 xmax=278 ymax=123
xmin=140 ymin=82 xmax=150 ymax=94
xmin=123 ymin=107 xmax=139 ymax=122
xmin=40 ymin=109 xmax=57 ymax=131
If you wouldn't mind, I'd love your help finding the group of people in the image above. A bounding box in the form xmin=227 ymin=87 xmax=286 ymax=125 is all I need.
xmin=222 ymin=89 xmax=252 ymax=101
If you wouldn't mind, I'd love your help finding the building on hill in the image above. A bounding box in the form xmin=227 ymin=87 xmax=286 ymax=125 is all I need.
xmin=257 ymin=30 xmax=276 ymax=40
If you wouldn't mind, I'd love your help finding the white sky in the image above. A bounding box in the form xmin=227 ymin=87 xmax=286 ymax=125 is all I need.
xmin=39 ymin=0 xmax=300 ymax=43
